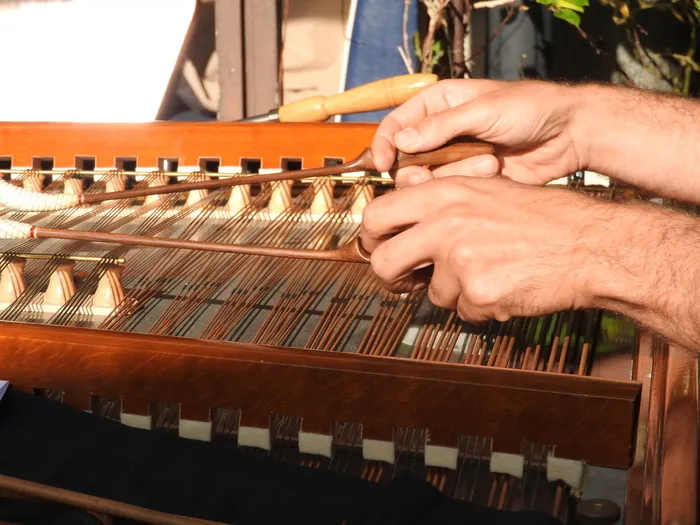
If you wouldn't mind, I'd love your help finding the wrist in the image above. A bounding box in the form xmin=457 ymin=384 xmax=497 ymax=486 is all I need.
xmin=583 ymin=202 xmax=700 ymax=328
xmin=565 ymin=82 xmax=615 ymax=174
xmin=583 ymin=203 xmax=653 ymax=311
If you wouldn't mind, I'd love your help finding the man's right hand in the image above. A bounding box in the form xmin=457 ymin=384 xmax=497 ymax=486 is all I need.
xmin=370 ymin=79 xmax=588 ymax=188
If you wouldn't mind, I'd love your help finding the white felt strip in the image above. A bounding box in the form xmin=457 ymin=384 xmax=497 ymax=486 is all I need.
xmin=238 ymin=426 xmax=271 ymax=450
xmin=0 ymin=219 xmax=33 ymax=239
xmin=424 ymin=444 xmax=459 ymax=470
xmin=298 ymin=431 xmax=333 ymax=458
xmin=546 ymin=456 xmax=585 ymax=490
xmin=362 ymin=439 xmax=395 ymax=463
xmin=490 ymin=452 xmax=525 ymax=478
xmin=0 ymin=179 xmax=80 ymax=211
xmin=178 ymin=419 xmax=212 ymax=441
xmin=120 ymin=413 xmax=151 ymax=430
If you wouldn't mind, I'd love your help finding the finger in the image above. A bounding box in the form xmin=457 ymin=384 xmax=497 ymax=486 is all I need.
xmin=371 ymin=79 xmax=503 ymax=172
xmin=360 ymin=179 xmax=467 ymax=253
xmin=369 ymin=216 xmax=446 ymax=285
xmin=456 ymin=295 xmax=491 ymax=324
xmin=393 ymin=98 xmax=499 ymax=154
xmin=378 ymin=266 xmax=433 ymax=295
xmin=427 ymin=261 xmax=461 ymax=310
xmin=431 ymin=154 xmax=500 ymax=179
xmin=394 ymin=166 xmax=434 ymax=188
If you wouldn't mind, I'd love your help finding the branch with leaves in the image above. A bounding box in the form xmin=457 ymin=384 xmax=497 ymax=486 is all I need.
xmin=407 ymin=0 xmax=699 ymax=96
xmin=536 ymin=0 xmax=589 ymax=27
xmin=410 ymin=0 xmax=590 ymax=79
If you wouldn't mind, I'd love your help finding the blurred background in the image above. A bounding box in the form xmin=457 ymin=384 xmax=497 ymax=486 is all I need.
xmin=0 ymin=0 xmax=697 ymax=123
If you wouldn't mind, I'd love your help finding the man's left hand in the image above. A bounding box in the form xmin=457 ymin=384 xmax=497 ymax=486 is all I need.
xmin=359 ymin=176 xmax=609 ymax=323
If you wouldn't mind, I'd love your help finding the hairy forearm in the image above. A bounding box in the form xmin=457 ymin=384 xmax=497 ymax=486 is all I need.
xmin=570 ymin=83 xmax=700 ymax=204
xmin=585 ymin=200 xmax=700 ymax=352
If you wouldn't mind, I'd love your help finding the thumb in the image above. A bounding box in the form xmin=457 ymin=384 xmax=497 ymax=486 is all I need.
xmin=393 ymin=101 xmax=497 ymax=154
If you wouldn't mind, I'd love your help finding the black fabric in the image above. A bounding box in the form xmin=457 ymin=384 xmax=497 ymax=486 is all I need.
xmin=0 ymin=387 xmax=561 ymax=525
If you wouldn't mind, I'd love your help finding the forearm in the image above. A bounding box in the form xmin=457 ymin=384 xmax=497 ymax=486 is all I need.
xmin=570 ymin=83 xmax=700 ymax=203
xmin=586 ymin=201 xmax=700 ymax=352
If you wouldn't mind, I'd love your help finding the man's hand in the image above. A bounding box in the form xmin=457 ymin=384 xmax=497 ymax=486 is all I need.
xmin=370 ymin=79 xmax=586 ymax=188
xmin=360 ymin=176 xmax=700 ymax=352
xmin=371 ymin=77 xmax=700 ymax=205
xmin=360 ymin=176 xmax=602 ymax=323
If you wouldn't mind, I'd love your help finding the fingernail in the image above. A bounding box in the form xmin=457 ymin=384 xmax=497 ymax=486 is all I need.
xmin=475 ymin=157 xmax=497 ymax=176
xmin=395 ymin=128 xmax=421 ymax=148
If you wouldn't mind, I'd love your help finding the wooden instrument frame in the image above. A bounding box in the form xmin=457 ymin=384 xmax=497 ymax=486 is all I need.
xmin=0 ymin=121 xmax=696 ymax=525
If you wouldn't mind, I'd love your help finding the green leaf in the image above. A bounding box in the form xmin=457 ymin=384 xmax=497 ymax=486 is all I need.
xmin=560 ymin=0 xmax=589 ymax=7
xmin=553 ymin=7 xmax=581 ymax=26
xmin=557 ymin=0 xmax=585 ymax=12
xmin=413 ymin=32 xmax=422 ymax=60
xmin=535 ymin=0 xmax=555 ymax=5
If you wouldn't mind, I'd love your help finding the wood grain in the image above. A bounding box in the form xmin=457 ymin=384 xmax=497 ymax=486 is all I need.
xmin=0 ymin=121 xmax=377 ymax=170
xmin=0 ymin=120 xmax=696 ymax=523
xmin=0 ymin=321 xmax=641 ymax=469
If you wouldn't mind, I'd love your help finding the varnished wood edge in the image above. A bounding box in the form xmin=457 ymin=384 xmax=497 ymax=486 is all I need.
xmin=0 ymin=321 xmax=641 ymax=468
xmin=0 ymin=321 xmax=642 ymax=399
xmin=0 ymin=120 xmax=379 ymax=133
xmin=0 ymin=121 xmax=380 ymax=169
xmin=626 ymin=331 xmax=699 ymax=525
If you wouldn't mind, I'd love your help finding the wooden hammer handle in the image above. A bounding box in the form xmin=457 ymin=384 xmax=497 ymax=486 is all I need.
xmin=277 ymin=73 xmax=438 ymax=122
xmin=392 ymin=140 xmax=496 ymax=172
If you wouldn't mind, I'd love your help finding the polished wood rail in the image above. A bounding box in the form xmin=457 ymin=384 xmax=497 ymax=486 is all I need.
xmin=0 ymin=121 xmax=378 ymax=168
xmin=0 ymin=322 xmax=640 ymax=469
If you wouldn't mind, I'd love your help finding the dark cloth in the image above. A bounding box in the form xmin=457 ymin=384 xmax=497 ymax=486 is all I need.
xmin=0 ymin=387 xmax=560 ymax=525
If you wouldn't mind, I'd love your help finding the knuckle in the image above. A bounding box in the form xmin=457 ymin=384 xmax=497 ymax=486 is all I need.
xmin=493 ymin=308 xmax=512 ymax=323
xmin=427 ymin=283 xmax=451 ymax=309
xmin=462 ymin=279 xmax=497 ymax=308
xmin=456 ymin=302 xmax=486 ymax=324
xmin=449 ymin=243 xmax=475 ymax=269
xmin=438 ymin=213 xmax=467 ymax=233
xmin=427 ymin=285 xmax=442 ymax=307
xmin=434 ymin=180 xmax=467 ymax=204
